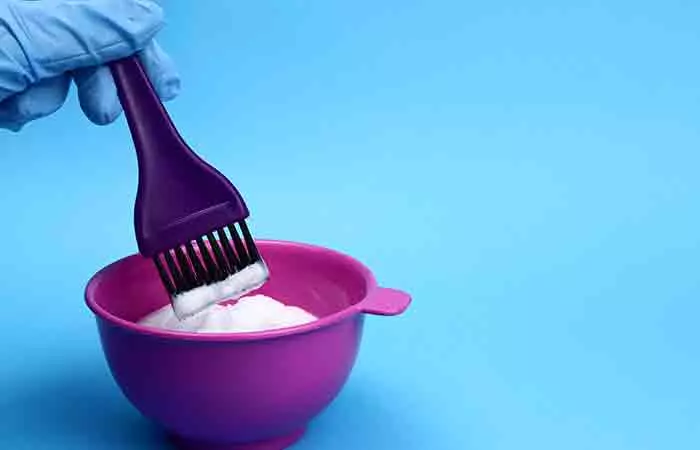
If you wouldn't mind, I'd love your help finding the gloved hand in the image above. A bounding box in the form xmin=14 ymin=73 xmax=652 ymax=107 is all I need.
xmin=0 ymin=0 xmax=179 ymax=131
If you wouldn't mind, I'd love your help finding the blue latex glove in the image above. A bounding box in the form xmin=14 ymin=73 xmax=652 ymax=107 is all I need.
xmin=0 ymin=0 xmax=179 ymax=131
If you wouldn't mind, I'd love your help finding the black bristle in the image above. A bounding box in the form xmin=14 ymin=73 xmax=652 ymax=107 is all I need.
xmin=174 ymin=246 xmax=197 ymax=288
xmin=153 ymin=254 xmax=176 ymax=295
xmin=207 ymin=232 xmax=230 ymax=279
xmin=239 ymin=221 xmax=260 ymax=262
xmin=163 ymin=250 xmax=186 ymax=293
xmin=186 ymin=241 xmax=210 ymax=284
xmin=228 ymin=224 xmax=250 ymax=266
xmin=197 ymin=237 xmax=221 ymax=281
xmin=217 ymin=228 xmax=241 ymax=271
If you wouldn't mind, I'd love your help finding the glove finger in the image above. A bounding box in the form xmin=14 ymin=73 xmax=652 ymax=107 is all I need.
xmin=0 ymin=74 xmax=71 ymax=131
xmin=72 ymin=65 xmax=122 ymax=126
xmin=0 ymin=0 xmax=163 ymax=102
xmin=138 ymin=40 xmax=181 ymax=101
xmin=73 ymin=39 xmax=179 ymax=125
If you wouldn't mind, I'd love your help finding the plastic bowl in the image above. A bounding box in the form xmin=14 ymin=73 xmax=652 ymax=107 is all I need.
xmin=85 ymin=240 xmax=411 ymax=449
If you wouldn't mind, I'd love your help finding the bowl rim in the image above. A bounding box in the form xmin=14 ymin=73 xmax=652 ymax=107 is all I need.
xmin=85 ymin=239 xmax=378 ymax=342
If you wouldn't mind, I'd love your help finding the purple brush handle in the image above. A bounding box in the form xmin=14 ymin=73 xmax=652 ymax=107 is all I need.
xmin=110 ymin=57 xmax=249 ymax=257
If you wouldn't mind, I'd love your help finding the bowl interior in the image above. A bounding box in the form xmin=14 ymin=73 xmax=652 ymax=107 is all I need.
xmin=89 ymin=240 xmax=372 ymax=324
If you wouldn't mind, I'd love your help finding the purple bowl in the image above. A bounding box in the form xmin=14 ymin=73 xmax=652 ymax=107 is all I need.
xmin=85 ymin=240 xmax=411 ymax=450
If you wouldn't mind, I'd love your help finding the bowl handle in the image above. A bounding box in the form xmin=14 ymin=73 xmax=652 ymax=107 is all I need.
xmin=360 ymin=287 xmax=412 ymax=316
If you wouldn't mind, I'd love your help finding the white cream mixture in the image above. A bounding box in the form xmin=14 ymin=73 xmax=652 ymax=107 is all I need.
xmin=171 ymin=260 xmax=269 ymax=318
xmin=138 ymin=294 xmax=317 ymax=334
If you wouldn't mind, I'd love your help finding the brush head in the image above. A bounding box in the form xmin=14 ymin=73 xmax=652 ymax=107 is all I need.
xmin=152 ymin=220 xmax=269 ymax=319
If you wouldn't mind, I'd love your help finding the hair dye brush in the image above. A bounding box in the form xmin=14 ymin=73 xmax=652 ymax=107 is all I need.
xmin=110 ymin=57 xmax=268 ymax=319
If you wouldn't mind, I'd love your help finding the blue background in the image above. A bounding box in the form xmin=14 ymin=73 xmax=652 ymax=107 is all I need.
xmin=1 ymin=1 xmax=699 ymax=448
